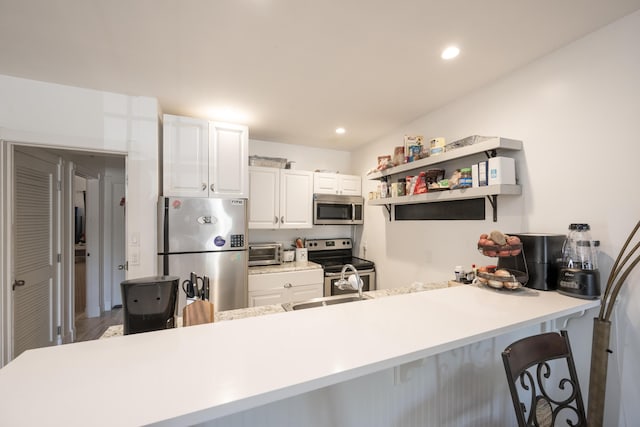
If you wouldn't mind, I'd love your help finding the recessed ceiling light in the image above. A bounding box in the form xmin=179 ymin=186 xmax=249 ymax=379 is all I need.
xmin=441 ymin=46 xmax=460 ymax=60
xmin=335 ymin=127 xmax=346 ymax=135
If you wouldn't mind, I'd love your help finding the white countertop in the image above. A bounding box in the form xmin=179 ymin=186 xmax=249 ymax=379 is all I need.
xmin=0 ymin=286 xmax=599 ymax=427
xmin=248 ymin=260 xmax=322 ymax=274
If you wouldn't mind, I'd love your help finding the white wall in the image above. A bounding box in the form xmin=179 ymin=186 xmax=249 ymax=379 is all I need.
xmin=0 ymin=74 xmax=159 ymax=281
xmin=353 ymin=10 xmax=640 ymax=426
xmin=250 ymin=138 xmax=353 ymax=174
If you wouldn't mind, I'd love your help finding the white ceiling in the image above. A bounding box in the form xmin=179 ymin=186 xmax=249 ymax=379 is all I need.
xmin=1 ymin=1 xmax=640 ymax=150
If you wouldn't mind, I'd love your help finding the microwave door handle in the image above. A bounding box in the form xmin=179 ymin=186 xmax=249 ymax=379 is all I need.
xmin=352 ymin=204 xmax=355 ymax=221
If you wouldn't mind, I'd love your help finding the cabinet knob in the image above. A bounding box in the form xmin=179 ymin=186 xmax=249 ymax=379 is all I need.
xmin=201 ymin=183 xmax=207 ymax=191
xmin=284 ymin=283 xmax=292 ymax=288
xmin=275 ymin=216 xmax=279 ymax=224
xmin=210 ymin=184 xmax=215 ymax=192
xmin=280 ymin=216 xmax=285 ymax=224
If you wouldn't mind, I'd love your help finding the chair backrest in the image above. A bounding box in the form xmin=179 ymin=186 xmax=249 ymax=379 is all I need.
xmin=502 ymin=330 xmax=586 ymax=427
xmin=182 ymin=300 xmax=215 ymax=327
xmin=121 ymin=276 xmax=179 ymax=335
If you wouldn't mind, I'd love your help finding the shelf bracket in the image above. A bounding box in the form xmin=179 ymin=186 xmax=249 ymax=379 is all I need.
xmin=486 ymin=195 xmax=498 ymax=222
xmin=383 ymin=204 xmax=392 ymax=221
xmin=484 ymin=149 xmax=498 ymax=159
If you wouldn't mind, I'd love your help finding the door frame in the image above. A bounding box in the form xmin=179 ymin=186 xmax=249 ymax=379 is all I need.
xmin=1 ymin=142 xmax=11 ymax=365
xmin=103 ymin=173 xmax=126 ymax=309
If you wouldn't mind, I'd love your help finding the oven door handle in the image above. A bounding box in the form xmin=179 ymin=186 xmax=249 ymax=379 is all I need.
xmin=324 ymin=268 xmax=375 ymax=278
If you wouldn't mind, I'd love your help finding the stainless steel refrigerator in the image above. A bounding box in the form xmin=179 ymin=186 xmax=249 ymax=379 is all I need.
xmin=158 ymin=197 xmax=248 ymax=313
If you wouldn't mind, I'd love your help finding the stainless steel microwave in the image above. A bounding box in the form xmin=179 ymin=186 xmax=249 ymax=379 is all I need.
xmin=313 ymin=194 xmax=364 ymax=225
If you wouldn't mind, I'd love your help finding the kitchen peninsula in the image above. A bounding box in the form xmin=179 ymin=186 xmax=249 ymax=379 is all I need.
xmin=0 ymin=286 xmax=599 ymax=426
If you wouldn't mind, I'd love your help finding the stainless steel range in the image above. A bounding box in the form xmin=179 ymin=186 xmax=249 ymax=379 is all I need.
xmin=306 ymin=238 xmax=376 ymax=296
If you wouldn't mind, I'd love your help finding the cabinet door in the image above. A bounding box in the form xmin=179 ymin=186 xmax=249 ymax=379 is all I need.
xmin=339 ymin=175 xmax=362 ymax=196
xmin=313 ymin=172 xmax=339 ymax=194
xmin=289 ymin=283 xmax=323 ymax=303
xmin=163 ymin=114 xmax=209 ymax=197
xmin=280 ymin=170 xmax=313 ymax=229
xmin=248 ymin=289 xmax=287 ymax=307
xmin=209 ymin=122 xmax=249 ymax=198
xmin=248 ymin=167 xmax=280 ymax=229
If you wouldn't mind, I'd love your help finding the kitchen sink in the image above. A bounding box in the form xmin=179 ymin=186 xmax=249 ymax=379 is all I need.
xmin=282 ymin=294 xmax=371 ymax=311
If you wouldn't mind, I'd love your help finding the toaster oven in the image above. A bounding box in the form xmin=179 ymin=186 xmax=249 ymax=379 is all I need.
xmin=248 ymin=243 xmax=282 ymax=266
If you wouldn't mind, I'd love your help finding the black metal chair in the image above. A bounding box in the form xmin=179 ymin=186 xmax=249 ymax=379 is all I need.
xmin=502 ymin=330 xmax=587 ymax=427
xmin=121 ymin=276 xmax=179 ymax=335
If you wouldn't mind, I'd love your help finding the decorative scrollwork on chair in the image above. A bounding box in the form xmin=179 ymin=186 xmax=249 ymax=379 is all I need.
xmin=502 ymin=331 xmax=586 ymax=427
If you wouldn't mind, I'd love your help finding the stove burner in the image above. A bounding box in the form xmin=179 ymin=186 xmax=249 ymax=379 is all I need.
xmin=306 ymin=238 xmax=374 ymax=274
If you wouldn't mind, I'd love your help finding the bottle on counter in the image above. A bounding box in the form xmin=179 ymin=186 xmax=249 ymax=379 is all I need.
xmin=466 ymin=264 xmax=476 ymax=282
xmin=454 ymin=265 xmax=464 ymax=282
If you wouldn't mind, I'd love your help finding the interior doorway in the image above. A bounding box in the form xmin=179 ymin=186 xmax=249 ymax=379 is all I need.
xmin=4 ymin=143 xmax=126 ymax=358
xmin=73 ymin=175 xmax=87 ymax=317
xmin=71 ymin=156 xmax=126 ymax=329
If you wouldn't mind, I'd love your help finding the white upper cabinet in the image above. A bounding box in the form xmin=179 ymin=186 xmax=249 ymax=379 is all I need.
xmin=163 ymin=115 xmax=248 ymax=198
xmin=248 ymin=167 xmax=280 ymax=228
xmin=209 ymin=122 xmax=249 ymax=198
xmin=313 ymin=172 xmax=361 ymax=196
xmin=249 ymin=167 xmax=313 ymax=229
xmin=163 ymin=115 xmax=209 ymax=197
xmin=280 ymin=170 xmax=313 ymax=228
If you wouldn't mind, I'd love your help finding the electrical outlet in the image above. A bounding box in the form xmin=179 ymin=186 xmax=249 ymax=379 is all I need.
xmin=129 ymin=247 xmax=140 ymax=265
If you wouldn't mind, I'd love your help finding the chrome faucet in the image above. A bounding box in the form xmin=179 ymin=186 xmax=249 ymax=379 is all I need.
xmin=335 ymin=264 xmax=363 ymax=299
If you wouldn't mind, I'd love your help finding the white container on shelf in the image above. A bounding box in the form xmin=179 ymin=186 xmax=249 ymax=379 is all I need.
xmin=471 ymin=164 xmax=480 ymax=188
xmin=488 ymin=157 xmax=516 ymax=185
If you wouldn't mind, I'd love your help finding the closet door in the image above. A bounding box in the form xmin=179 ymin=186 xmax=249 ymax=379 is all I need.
xmin=13 ymin=150 xmax=59 ymax=357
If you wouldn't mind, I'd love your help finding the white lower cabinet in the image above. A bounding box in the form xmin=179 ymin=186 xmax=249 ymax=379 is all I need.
xmin=248 ymin=269 xmax=323 ymax=307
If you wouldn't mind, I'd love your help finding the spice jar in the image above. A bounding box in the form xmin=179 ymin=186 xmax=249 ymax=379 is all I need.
xmin=396 ymin=178 xmax=406 ymax=196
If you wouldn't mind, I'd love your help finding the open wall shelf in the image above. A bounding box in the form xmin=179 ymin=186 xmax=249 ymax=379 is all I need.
xmin=367 ymin=137 xmax=523 ymax=222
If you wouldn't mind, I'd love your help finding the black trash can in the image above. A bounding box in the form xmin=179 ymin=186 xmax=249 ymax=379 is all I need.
xmin=120 ymin=275 xmax=179 ymax=335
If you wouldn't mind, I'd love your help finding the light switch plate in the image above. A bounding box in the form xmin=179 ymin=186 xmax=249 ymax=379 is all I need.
xmin=130 ymin=232 xmax=140 ymax=246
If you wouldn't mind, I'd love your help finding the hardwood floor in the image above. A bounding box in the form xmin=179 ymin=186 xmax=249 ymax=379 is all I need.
xmin=74 ymin=308 xmax=123 ymax=342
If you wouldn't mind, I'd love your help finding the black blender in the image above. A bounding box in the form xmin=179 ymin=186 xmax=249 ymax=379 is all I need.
xmin=557 ymin=223 xmax=601 ymax=299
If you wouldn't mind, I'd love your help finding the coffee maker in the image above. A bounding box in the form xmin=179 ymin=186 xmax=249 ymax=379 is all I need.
xmin=557 ymin=223 xmax=600 ymax=299
xmin=497 ymin=233 xmax=565 ymax=290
